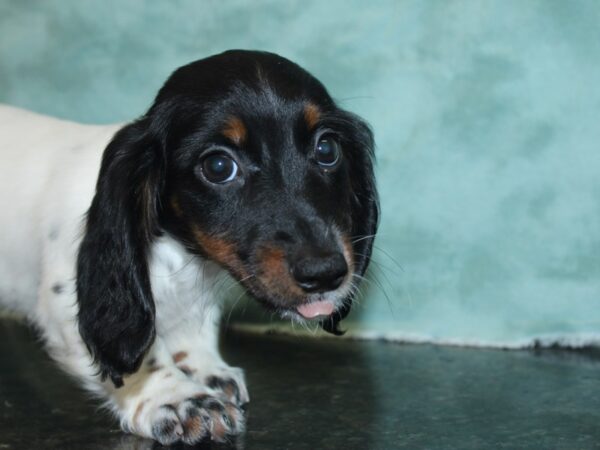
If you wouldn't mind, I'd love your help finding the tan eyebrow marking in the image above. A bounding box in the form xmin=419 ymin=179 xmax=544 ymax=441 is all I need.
xmin=304 ymin=103 xmax=321 ymax=130
xmin=222 ymin=115 xmax=247 ymax=145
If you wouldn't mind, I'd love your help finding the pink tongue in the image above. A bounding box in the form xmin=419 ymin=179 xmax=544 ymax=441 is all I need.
xmin=296 ymin=300 xmax=335 ymax=319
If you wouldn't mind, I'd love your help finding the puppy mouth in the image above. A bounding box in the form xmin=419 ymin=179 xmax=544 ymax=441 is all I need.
xmin=241 ymin=275 xmax=351 ymax=322
xmin=249 ymin=235 xmax=355 ymax=322
xmin=277 ymin=282 xmax=353 ymax=322
xmin=295 ymin=299 xmax=335 ymax=319
xmin=243 ymin=280 xmax=346 ymax=321
xmin=194 ymin=227 xmax=354 ymax=322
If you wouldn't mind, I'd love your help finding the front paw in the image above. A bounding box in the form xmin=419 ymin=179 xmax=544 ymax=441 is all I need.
xmin=175 ymin=362 xmax=250 ymax=406
xmin=205 ymin=366 xmax=249 ymax=406
xmin=150 ymin=394 xmax=245 ymax=446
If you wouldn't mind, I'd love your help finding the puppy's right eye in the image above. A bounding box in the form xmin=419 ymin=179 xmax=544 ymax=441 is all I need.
xmin=200 ymin=153 xmax=238 ymax=184
xmin=314 ymin=134 xmax=341 ymax=169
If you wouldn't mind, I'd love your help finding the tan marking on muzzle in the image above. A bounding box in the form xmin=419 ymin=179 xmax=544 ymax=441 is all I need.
xmin=193 ymin=228 xmax=249 ymax=278
xmin=222 ymin=115 xmax=247 ymax=145
xmin=257 ymin=246 xmax=304 ymax=299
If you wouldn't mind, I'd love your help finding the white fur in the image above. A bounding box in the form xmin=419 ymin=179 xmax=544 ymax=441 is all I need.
xmin=0 ymin=104 xmax=247 ymax=443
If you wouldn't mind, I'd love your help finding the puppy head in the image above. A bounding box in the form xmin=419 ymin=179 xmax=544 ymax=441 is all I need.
xmin=77 ymin=50 xmax=378 ymax=386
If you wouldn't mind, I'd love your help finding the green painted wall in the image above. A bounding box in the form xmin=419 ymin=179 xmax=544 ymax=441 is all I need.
xmin=1 ymin=0 xmax=598 ymax=346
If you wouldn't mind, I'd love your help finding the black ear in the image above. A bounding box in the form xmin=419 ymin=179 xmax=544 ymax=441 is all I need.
xmin=323 ymin=112 xmax=379 ymax=335
xmin=76 ymin=118 xmax=164 ymax=387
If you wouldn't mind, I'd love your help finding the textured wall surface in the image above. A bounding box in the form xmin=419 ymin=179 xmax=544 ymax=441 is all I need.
xmin=1 ymin=0 xmax=598 ymax=346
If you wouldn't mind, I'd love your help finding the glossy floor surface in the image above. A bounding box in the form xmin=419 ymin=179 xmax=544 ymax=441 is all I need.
xmin=1 ymin=319 xmax=599 ymax=449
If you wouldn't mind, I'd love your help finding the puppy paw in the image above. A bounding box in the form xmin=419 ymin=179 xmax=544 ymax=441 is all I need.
xmin=174 ymin=361 xmax=249 ymax=406
xmin=205 ymin=366 xmax=249 ymax=405
xmin=148 ymin=394 xmax=245 ymax=446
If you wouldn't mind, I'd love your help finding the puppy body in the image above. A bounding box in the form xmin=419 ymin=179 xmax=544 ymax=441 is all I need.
xmin=0 ymin=105 xmax=114 ymax=314
xmin=0 ymin=51 xmax=377 ymax=445
xmin=0 ymin=105 xmax=244 ymax=442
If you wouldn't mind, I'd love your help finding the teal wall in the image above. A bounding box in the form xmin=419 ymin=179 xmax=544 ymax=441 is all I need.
xmin=1 ymin=0 xmax=599 ymax=346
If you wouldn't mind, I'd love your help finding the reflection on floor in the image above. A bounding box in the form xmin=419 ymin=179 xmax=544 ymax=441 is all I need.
xmin=1 ymin=319 xmax=599 ymax=450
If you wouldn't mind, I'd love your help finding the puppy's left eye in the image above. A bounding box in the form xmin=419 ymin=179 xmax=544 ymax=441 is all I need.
xmin=314 ymin=135 xmax=341 ymax=168
xmin=200 ymin=153 xmax=239 ymax=184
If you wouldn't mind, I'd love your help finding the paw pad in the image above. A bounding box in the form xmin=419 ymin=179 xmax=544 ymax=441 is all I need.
xmin=150 ymin=394 xmax=245 ymax=445
xmin=207 ymin=375 xmax=241 ymax=404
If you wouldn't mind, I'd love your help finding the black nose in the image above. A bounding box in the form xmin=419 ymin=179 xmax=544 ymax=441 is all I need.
xmin=292 ymin=252 xmax=348 ymax=293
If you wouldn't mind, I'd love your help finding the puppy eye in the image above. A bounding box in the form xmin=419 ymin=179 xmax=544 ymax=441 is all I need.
xmin=201 ymin=153 xmax=239 ymax=184
xmin=314 ymin=135 xmax=341 ymax=168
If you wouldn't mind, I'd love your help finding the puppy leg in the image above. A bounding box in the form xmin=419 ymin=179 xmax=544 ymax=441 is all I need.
xmin=161 ymin=306 xmax=250 ymax=407
xmin=110 ymin=338 xmax=245 ymax=446
xmin=113 ymin=298 xmax=247 ymax=445
xmin=37 ymin=276 xmax=245 ymax=445
xmin=150 ymin=250 xmax=251 ymax=407
xmin=37 ymin=296 xmax=245 ymax=445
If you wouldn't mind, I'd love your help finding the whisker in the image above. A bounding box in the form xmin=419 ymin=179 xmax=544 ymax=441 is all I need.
xmin=352 ymin=279 xmax=368 ymax=304
xmin=336 ymin=95 xmax=375 ymax=103
xmin=353 ymin=252 xmax=401 ymax=283
xmin=225 ymin=286 xmax=252 ymax=328
xmin=152 ymin=255 xmax=196 ymax=278
xmin=347 ymin=282 xmax=364 ymax=309
xmin=353 ymin=272 xmax=396 ymax=317
xmin=365 ymin=262 xmax=396 ymax=296
xmin=351 ymin=234 xmax=377 ymax=244
xmin=209 ymin=271 xmax=230 ymax=295
xmin=372 ymin=244 xmax=405 ymax=273
xmin=218 ymin=274 xmax=254 ymax=297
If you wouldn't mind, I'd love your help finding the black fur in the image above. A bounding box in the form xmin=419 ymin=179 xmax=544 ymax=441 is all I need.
xmin=322 ymin=111 xmax=379 ymax=335
xmin=76 ymin=118 xmax=166 ymax=386
xmin=76 ymin=50 xmax=379 ymax=386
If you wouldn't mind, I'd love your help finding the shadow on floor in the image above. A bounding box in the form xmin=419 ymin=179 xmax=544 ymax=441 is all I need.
xmin=1 ymin=319 xmax=599 ymax=449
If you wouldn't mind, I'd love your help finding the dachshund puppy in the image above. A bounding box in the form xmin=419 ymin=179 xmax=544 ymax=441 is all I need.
xmin=0 ymin=50 xmax=378 ymax=445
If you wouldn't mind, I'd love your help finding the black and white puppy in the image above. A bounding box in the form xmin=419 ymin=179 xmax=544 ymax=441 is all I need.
xmin=0 ymin=50 xmax=378 ymax=445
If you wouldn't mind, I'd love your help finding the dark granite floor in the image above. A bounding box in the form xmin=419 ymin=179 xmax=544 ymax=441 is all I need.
xmin=1 ymin=319 xmax=599 ymax=450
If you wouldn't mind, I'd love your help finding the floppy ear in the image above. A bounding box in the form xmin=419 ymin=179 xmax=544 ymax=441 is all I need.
xmin=323 ymin=112 xmax=379 ymax=335
xmin=76 ymin=118 xmax=165 ymax=387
